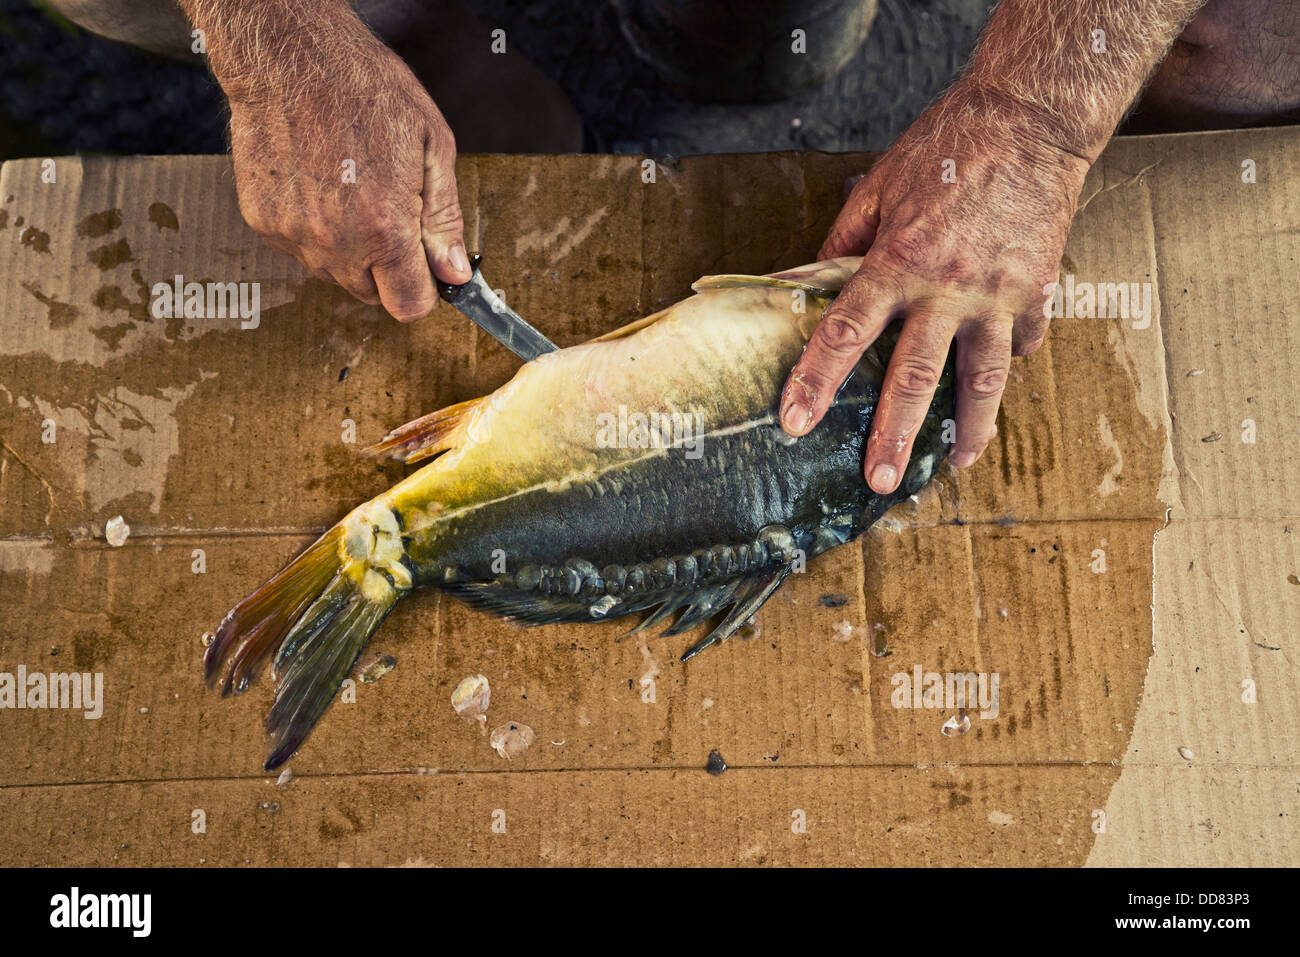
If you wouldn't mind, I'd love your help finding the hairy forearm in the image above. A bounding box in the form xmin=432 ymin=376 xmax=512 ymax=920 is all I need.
xmin=963 ymin=0 xmax=1207 ymax=160
xmin=177 ymin=0 xmax=377 ymax=103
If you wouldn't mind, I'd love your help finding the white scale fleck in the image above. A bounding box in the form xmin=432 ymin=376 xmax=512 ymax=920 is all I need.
xmin=489 ymin=721 xmax=536 ymax=759
xmin=941 ymin=714 xmax=971 ymax=736
xmin=105 ymin=515 xmax=130 ymax=547
xmin=451 ymin=674 xmax=491 ymax=721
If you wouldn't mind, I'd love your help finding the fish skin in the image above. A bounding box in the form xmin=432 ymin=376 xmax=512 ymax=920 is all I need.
xmin=388 ymin=257 xmax=953 ymax=614
xmin=206 ymin=256 xmax=955 ymax=768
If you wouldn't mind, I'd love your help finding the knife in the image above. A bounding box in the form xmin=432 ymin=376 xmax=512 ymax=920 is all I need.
xmin=438 ymin=254 xmax=559 ymax=361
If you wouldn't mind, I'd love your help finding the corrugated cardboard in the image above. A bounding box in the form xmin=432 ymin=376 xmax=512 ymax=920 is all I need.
xmin=0 ymin=129 xmax=1295 ymax=866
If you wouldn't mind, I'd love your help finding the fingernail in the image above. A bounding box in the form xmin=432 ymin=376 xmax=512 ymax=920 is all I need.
xmin=448 ymin=241 xmax=470 ymax=278
xmin=869 ymin=463 xmax=897 ymax=493
xmin=951 ymin=450 xmax=977 ymax=468
xmin=780 ymin=400 xmax=812 ymax=436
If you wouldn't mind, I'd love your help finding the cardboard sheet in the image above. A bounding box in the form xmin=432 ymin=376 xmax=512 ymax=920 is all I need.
xmin=0 ymin=129 xmax=1295 ymax=866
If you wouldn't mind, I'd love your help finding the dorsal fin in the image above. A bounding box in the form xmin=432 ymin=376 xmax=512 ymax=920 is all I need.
xmin=366 ymin=257 xmax=863 ymax=463
xmin=690 ymin=274 xmax=839 ymax=296
xmin=587 ymin=305 xmax=676 ymax=343
xmin=362 ymin=396 xmax=483 ymax=464
xmin=692 ymin=256 xmax=862 ymax=297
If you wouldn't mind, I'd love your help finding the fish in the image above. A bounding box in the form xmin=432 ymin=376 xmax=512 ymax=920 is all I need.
xmin=204 ymin=256 xmax=956 ymax=770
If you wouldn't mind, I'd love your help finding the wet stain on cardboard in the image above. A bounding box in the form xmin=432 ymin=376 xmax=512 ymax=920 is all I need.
xmin=318 ymin=804 xmax=366 ymax=841
xmin=22 ymin=281 xmax=78 ymax=329
xmin=72 ymin=630 xmax=109 ymax=670
xmin=77 ymin=209 xmax=123 ymax=238
xmin=91 ymin=271 xmax=152 ymax=327
xmin=19 ymin=226 xmax=50 ymax=254
xmin=91 ymin=323 xmax=135 ymax=350
xmin=148 ymin=202 xmax=179 ymax=232
xmin=931 ymin=780 xmax=973 ymax=809
xmin=89 ymin=238 xmax=135 ymax=271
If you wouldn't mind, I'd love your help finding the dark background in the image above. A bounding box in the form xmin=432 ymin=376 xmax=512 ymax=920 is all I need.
xmin=0 ymin=0 xmax=996 ymax=160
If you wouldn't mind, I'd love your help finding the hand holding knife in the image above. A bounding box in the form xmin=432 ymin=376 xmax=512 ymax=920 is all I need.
xmin=438 ymin=254 xmax=559 ymax=362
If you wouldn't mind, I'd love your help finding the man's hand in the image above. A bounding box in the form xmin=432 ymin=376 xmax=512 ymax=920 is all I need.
xmin=182 ymin=0 xmax=472 ymax=320
xmin=781 ymin=0 xmax=1206 ymax=493
xmin=780 ymin=82 xmax=1089 ymax=491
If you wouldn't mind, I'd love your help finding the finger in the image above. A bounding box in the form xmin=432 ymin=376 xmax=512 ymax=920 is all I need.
xmin=779 ymin=260 xmax=902 ymax=437
xmin=260 ymin=234 xmax=298 ymax=259
xmin=372 ymin=243 xmax=438 ymax=322
xmin=1011 ymin=309 xmax=1048 ymax=356
xmin=338 ymin=267 xmax=381 ymax=306
xmin=421 ymin=129 xmax=472 ymax=286
xmin=864 ymin=304 xmax=960 ymax=493
xmin=299 ymin=250 xmax=381 ymax=306
xmin=819 ymin=173 xmax=881 ymax=259
xmin=951 ymin=318 xmax=1012 ymax=468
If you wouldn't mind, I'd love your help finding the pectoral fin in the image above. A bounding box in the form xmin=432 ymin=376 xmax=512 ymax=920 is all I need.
xmin=362 ymin=396 xmax=484 ymax=464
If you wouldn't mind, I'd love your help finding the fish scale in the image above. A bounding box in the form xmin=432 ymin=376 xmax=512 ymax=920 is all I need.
xmin=204 ymin=256 xmax=955 ymax=770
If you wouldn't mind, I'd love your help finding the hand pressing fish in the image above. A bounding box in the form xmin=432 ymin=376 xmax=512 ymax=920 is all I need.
xmin=205 ymin=257 xmax=955 ymax=770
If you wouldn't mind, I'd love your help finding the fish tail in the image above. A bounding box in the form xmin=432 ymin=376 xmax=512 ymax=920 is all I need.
xmin=205 ymin=500 xmax=408 ymax=770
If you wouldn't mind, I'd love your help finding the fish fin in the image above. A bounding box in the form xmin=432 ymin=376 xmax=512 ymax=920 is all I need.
xmin=264 ymin=573 xmax=396 ymax=770
xmin=587 ymin=306 xmax=675 ymax=343
xmin=624 ymin=592 xmax=691 ymax=636
xmin=443 ymin=581 xmax=596 ymax=625
xmin=204 ymin=527 xmax=345 ymax=697
xmin=690 ymin=274 xmax=839 ymax=297
xmin=588 ymin=258 xmax=861 ymax=345
xmin=764 ymin=256 xmax=862 ymax=289
xmin=361 ymin=396 xmax=483 ymax=464
xmin=660 ymin=580 xmax=743 ymax=636
xmin=692 ymin=257 xmax=864 ymax=296
xmin=680 ymin=564 xmax=792 ymax=661
xmin=206 ymin=521 xmax=401 ymax=770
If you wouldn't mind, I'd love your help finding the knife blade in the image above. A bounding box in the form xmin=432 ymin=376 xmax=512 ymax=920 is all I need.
xmin=438 ymin=254 xmax=559 ymax=362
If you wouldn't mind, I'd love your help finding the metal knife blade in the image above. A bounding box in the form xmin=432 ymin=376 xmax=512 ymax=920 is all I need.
xmin=438 ymin=254 xmax=559 ymax=362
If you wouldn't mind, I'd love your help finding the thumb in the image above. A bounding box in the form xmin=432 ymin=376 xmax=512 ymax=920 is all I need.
xmin=820 ymin=173 xmax=881 ymax=260
xmin=421 ymin=132 xmax=472 ymax=286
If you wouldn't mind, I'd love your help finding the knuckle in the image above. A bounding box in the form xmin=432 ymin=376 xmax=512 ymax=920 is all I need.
xmin=815 ymin=310 xmax=871 ymax=354
xmin=302 ymin=216 xmax=340 ymax=252
xmin=890 ymin=358 xmax=944 ymax=399
xmin=421 ymin=201 xmax=464 ymax=236
xmin=366 ymin=230 xmax=417 ymax=268
xmin=868 ymin=424 xmax=912 ymax=454
xmin=846 ymin=178 xmax=878 ymax=217
xmin=876 ymin=226 xmax=934 ymax=274
xmin=965 ymin=364 xmax=1009 ymax=399
xmin=938 ymin=254 xmax=979 ymax=286
xmin=359 ymin=209 xmax=402 ymax=245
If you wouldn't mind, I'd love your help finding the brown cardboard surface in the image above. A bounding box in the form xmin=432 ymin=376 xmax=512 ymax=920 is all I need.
xmin=0 ymin=129 xmax=1296 ymax=866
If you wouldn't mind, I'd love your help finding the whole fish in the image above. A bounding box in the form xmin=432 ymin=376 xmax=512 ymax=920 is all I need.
xmin=205 ymin=256 xmax=955 ymax=769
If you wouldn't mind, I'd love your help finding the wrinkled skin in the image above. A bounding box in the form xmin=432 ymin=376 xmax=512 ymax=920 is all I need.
xmin=782 ymin=0 xmax=1300 ymax=495
xmin=226 ymin=30 xmax=472 ymax=320
xmin=1137 ymin=0 xmax=1300 ymax=129
xmin=780 ymin=82 xmax=1089 ymax=493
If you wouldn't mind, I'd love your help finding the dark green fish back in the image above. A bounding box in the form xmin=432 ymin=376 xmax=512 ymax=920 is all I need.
xmin=433 ymin=327 xmax=956 ymax=659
